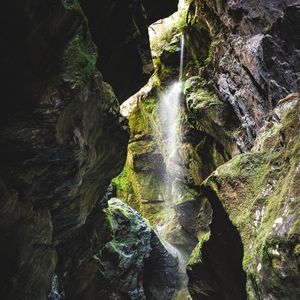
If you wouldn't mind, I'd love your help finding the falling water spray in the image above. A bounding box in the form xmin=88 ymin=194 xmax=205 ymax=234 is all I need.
xmin=158 ymin=34 xmax=192 ymax=299
xmin=159 ymin=35 xmax=185 ymax=203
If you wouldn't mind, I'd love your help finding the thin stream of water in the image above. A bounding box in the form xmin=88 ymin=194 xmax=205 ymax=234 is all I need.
xmin=179 ymin=36 xmax=184 ymax=82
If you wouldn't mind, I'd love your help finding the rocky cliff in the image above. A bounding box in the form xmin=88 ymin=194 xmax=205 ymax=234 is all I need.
xmin=186 ymin=0 xmax=300 ymax=145
xmin=0 ymin=0 xmax=299 ymax=299
xmin=188 ymin=93 xmax=300 ymax=300
xmin=61 ymin=198 xmax=178 ymax=299
xmin=0 ymin=1 xmax=178 ymax=299
xmin=113 ymin=0 xmax=300 ymax=299
xmin=184 ymin=1 xmax=300 ymax=298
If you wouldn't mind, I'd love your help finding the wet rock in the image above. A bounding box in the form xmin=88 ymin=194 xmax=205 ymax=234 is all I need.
xmin=188 ymin=94 xmax=300 ymax=299
xmin=261 ymin=5 xmax=300 ymax=103
xmin=113 ymin=96 xmax=167 ymax=223
xmin=144 ymin=233 xmax=179 ymax=300
xmin=48 ymin=274 xmax=65 ymax=300
xmin=92 ymin=199 xmax=178 ymax=300
xmin=160 ymin=35 xmax=183 ymax=68
xmin=93 ymin=199 xmax=152 ymax=299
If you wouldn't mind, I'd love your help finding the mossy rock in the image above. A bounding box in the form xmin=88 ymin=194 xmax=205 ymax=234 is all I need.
xmin=183 ymin=76 xmax=239 ymax=155
xmin=93 ymin=198 xmax=178 ymax=299
xmin=189 ymin=94 xmax=300 ymax=299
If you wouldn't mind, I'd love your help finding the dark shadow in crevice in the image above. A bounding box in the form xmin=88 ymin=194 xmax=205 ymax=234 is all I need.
xmin=188 ymin=186 xmax=247 ymax=300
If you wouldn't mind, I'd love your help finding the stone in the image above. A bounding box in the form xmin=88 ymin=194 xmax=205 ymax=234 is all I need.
xmin=187 ymin=0 xmax=300 ymax=145
xmin=93 ymin=198 xmax=179 ymax=300
xmin=188 ymin=94 xmax=300 ymax=299
xmin=0 ymin=1 xmax=178 ymax=299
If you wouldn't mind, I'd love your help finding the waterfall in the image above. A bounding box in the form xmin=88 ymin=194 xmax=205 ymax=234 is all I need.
xmin=48 ymin=274 xmax=64 ymax=300
xmin=158 ymin=35 xmax=191 ymax=299
xmin=179 ymin=35 xmax=185 ymax=82
xmin=159 ymin=35 xmax=185 ymax=203
xmin=160 ymin=81 xmax=181 ymax=184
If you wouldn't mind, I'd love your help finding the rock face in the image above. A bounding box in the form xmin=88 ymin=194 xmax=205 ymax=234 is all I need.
xmin=113 ymin=10 xmax=237 ymax=252
xmin=0 ymin=0 xmax=178 ymax=299
xmin=187 ymin=0 xmax=300 ymax=145
xmin=113 ymin=36 xmax=235 ymax=218
xmin=64 ymin=198 xmax=178 ymax=299
xmin=114 ymin=1 xmax=300 ymax=299
xmin=182 ymin=1 xmax=300 ymax=298
xmin=54 ymin=198 xmax=178 ymax=300
xmin=114 ymin=95 xmax=166 ymax=223
xmin=1 ymin=0 xmax=299 ymax=299
xmin=188 ymin=94 xmax=300 ymax=299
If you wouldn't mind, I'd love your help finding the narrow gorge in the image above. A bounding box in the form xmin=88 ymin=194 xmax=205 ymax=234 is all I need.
xmin=0 ymin=1 xmax=299 ymax=300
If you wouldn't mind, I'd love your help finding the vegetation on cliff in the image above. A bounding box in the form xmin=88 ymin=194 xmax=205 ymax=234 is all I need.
xmin=113 ymin=1 xmax=300 ymax=299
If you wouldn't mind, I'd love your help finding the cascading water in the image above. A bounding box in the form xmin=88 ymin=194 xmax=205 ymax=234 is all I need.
xmin=160 ymin=82 xmax=182 ymax=203
xmin=158 ymin=35 xmax=192 ymax=299
xmin=159 ymin=35 xmax=185 ymax=203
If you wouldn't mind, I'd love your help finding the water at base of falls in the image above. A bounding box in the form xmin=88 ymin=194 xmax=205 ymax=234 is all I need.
xmin=159 ymin=235 xmax=192 ymax=300
xmin=157 ymin=216 xmax=192 ymax=300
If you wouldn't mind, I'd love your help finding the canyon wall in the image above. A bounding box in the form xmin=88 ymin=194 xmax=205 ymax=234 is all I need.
xmin=115 ymin=0 xmax=300 ymax=299
xmin=0 ymin=1 xmax=178 ymax=299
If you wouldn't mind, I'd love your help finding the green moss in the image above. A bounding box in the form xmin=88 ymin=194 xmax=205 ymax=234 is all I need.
xmin=204 ymin=39 xmax=218 ymax=65
xmin=61 ymin=30 xmax=97 ymax=87
xmin=112 ymin=90 xmax=169 ymax=225
xmin=112 ymin=167 xmax=133 ymax=198
xmin=263 ymin=23 xmax=271 ymax=34
xmin=294 ymin=243 xmax=300 ymax=257
xmin=188 ymin=232 xmax=210 ymax=266
xmin=62 ymin=0 xmax=83 ymax=11
xmin=150 ymin=6 xmax=188 ymax=55
xmin=185 ymin=85 xmax=220 ymax=111
xmin=183 ymin=76 xmax=237 ymax=155
xmin=104 ymin=212 xmax=114 ymax=235
xmin=112 ymin=139 xmax=165 ymax=225
xmin=129 ymin=97 xmax=159 ymax=137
